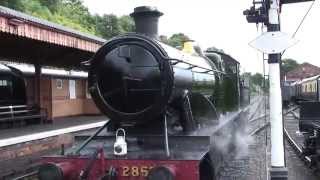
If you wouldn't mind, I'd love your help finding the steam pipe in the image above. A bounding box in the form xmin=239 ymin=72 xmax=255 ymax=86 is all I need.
xmin=164 ymin=113 xmax=170 ymax=157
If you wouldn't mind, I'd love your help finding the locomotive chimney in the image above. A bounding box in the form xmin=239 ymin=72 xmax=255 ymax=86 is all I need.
xmin=130 ymin=6 xmax=163 ymax=39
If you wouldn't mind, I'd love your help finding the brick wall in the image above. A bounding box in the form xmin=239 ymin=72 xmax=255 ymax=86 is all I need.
xmin=51 ymin=78 xmax=100 ymax=119
xmin=25 ymin=76 xmax=101 ymax=120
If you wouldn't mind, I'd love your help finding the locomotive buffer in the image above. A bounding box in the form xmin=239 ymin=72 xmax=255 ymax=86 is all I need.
xmin=244 ymin=0 xmax=314 ymax=179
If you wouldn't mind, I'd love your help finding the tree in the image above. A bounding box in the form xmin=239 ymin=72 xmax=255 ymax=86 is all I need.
xmin=0 ymin=0 xmax=23 ymax=10
xmin=167 ymin=33 xmax=190 ymax=49
xmin=95 ymin=14 xmax=121 ymax=39
xmin=242 ymin=72 xmax=268 ymax=93
xmin=41 ymin=0 xmax=60 ymax=13
xmin=118 ymin=15 xmax=135 ymax=33
xmin=281 ymin=58 xmax=299 ymax=74
xmin=0 ymin=0 xmax=134 ymax=38
xmin=251 ymin=73 xmax=264 ymax=87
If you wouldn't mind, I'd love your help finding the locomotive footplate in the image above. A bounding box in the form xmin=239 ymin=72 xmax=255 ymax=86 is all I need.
xmin=39 ymin=135 xmax=211 ymax=180
xmin=72 ymin=135 xmax=210 ymax=160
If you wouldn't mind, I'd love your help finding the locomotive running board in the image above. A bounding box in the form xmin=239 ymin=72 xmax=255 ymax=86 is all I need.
xmin=71 ymin=135 xmax=210 ymax=161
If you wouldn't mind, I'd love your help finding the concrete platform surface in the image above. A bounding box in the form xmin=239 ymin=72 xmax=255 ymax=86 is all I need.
xmin=0 ymin=115 xmax=108 ymax=140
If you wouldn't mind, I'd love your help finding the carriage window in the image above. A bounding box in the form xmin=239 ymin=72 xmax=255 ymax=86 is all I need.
xmin=309 ymin=84 xmax=312 ymax=92
xmin=0 ymin=80 xmax=8 ymax=86
xmin=56 ymin=79 xmax=63 ymax=89
xmin=309 ymin=84 xmax=311 ymax=92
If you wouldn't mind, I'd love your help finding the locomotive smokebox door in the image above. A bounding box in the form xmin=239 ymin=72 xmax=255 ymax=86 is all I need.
xmin=114 ymin=128 xmax=127 ymax=156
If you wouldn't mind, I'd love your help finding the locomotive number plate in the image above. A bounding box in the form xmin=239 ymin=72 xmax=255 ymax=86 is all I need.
xmin=122 ymin=166 xmax=153 ymax=177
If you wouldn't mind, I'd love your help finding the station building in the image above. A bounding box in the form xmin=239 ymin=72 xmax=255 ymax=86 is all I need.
xmin=0 ymin=6 xmax=106 ymax=122
xmin=285 ymin=63 xmax=320 ymax=83
xmin=0 ymin=62 xmax=101 ymax=121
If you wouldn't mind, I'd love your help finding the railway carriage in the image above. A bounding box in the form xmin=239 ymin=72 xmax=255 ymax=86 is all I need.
xmin=0 ymin=63 xmax=46 ymax=125
xmin=285 ymin=75 xmax=320 ymax=168
xmin=295 ymin=75 xmax=320 ymax=102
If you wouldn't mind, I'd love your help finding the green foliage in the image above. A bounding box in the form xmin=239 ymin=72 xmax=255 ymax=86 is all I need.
xmin=242 ymin=72 xmax=268 ymax=93
xmin=95 ymin=14 xmax=121 ymax=39
xmin=167 ymin=33 xmax=190 ymax=49
xmin=0 ymin=0 xmax=134 ymax=38
xmin=118 ymin=15 xmax=135 ymax=33
xmin=251 ymin=73 xmax=264 ymax=87
xmin=282 ymin=58 xmax=299 ymax=74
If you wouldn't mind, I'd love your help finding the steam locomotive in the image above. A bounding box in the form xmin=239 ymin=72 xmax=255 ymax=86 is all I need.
xmin=37 ymin=6 xmax=249 ymax=180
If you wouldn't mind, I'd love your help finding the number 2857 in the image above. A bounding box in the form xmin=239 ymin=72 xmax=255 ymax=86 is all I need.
xmin=122 ymin=166 xmax=154 ymax=177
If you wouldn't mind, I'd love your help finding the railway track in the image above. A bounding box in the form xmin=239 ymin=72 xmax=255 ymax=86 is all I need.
xmin=283 ymin=105 xmax=319 ymax=174
xmin=13 ymin=171 xmax=38 ymax=180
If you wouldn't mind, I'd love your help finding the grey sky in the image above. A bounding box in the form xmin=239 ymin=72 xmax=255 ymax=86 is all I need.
xmin=83 ymin=0 xmax=319 ymax=74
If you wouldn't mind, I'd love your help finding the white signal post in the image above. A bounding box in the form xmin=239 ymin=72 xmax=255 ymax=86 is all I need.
xmin=245 ymin=0 xmax=315 ymax=179
xmin=267 ymin=1 xmax=288 ymax=179
xmin=268 ymin=0 xmax=285 ymax=167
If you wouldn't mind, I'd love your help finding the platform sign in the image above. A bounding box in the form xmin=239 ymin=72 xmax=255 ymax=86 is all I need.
xmin=69 ymin=80 xmax=76 ymax=99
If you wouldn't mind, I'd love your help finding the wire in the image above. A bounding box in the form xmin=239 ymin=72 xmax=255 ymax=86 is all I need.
xmin=282 ymin=1 xmax=316 ymax=56
xmin=292 ymin=1 xmax=316 ymax=38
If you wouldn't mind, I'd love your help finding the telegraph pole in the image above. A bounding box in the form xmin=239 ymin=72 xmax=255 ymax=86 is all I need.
xmin=244 ymin=0 xmax=314 ymax=179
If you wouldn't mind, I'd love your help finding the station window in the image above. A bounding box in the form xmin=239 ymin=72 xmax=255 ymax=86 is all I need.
xmin=56 ymin=79 xmax=63 ymax=89
xmin=0 ymin=80 xmax=8 ymax=86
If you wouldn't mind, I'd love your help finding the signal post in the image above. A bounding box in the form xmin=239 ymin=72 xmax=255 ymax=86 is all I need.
xmin=244 ymin=0 xmax=314 ymax=179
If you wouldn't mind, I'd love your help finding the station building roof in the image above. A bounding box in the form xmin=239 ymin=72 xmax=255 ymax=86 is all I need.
xmin=286 ymin=63 xmax=320 ymax=82
xmin=2 ymin=61 xmax=88 ymax=78
xmin=296 ymin=74 xmax=320 ymax=85
xmin=0 ymin=5 xmax=105 ymax=49
xmin=0 ymin=5 xmax=106 ymax=68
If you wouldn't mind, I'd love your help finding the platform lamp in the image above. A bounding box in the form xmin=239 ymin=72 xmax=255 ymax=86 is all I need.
xmin=244 ymin=0 xmax=315 ymax=180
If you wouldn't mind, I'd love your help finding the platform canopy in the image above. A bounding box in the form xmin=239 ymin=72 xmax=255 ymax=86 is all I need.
xmin=0 ymin=6 xmax=106 ymax=68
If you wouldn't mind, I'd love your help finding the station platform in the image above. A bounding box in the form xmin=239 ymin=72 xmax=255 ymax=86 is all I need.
xmin=0 ymin=115 xmax=108 ymax=178
xmin=0 ymin=115 xmax=107 ymax=141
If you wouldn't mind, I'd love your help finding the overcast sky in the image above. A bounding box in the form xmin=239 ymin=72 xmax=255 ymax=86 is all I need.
xmin=83 ymin=0 xmax=319 ymax=74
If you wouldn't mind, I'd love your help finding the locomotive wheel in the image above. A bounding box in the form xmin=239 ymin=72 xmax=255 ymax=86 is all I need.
xmin=200 ymin=154 xmax=215 ymax=180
